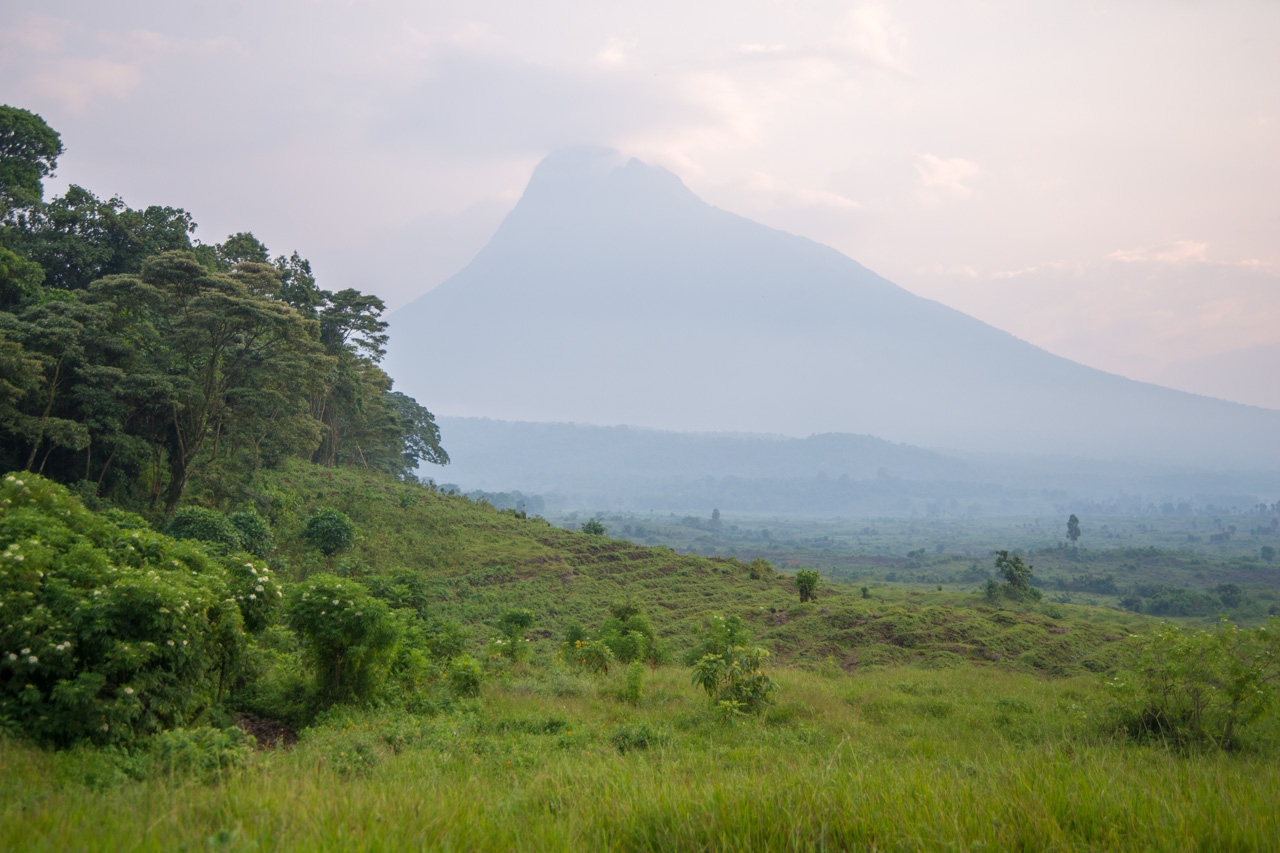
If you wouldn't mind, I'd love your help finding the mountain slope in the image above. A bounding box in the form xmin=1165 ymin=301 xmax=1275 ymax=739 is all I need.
xmin=387 ymin=148 xmax=1280 ymax=469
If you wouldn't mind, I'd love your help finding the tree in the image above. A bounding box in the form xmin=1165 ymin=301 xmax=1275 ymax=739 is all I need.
xmin=303 ymin=508 xmax=356 ymax=560
xmin=993 ymin=550 xmax=1041 ymax=601
xmin=1263 ymin=546 xmax=1276 ymax=563
xmin=581 ymin=517 xmax=606 ymax=535
xmin=796 ymin=568 xmax=820 ymax=602
xmin=0 ymin=105 xmax=63 ymax=213
xmin=7 ymin=185 xmax=196 ymax=291
xmin=87 ymin=251 xmax=328 ymax=511
xmin=1067 ymin=514 xmax=1081 ymax=546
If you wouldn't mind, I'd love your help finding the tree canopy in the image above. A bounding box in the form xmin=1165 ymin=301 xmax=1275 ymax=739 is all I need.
xmin=0 ymin=106 xmax=447 ymax=515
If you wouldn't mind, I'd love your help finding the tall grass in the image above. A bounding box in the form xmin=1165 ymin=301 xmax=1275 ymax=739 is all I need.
xmin=4 ymin=664 xmax=1277 ymax=851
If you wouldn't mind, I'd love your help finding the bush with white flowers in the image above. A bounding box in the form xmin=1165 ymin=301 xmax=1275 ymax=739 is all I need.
xmin=0 ymin=474 xmax=249 ymax=747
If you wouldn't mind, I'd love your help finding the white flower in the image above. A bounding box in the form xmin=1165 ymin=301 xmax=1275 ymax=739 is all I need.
xmin=6 ymin=653 xmax=15 ymax=662
xmin=27 ymin=656 xmax=37 ymax=665
xmin=123 ymin=687 xmax=134 ymax=695
xmin=100 ymin=723 xmax=109 ymax=731
xmin=255 ymin=585 xmax=264 ymax=593
xmin=182 ymin=640 xmax=187 ymax=646
xmin=14 ymin=480 xmax=23 ymax=486
xmin=249 ymin=594 xmax=257 ymax=600
xmin=131 ymin=532 xmax=140 ymax=539
xmin=276 ymin=590 xmax=283 ymax=598
xmin=332 ymin=599 xmax=339 ymax=606
xmin=21 ymin=648 xmax=29 ymax=655
xmin=167 ymin=640 xmax=175 ymax=646
xmin=14 ymin=555 xmax=22 ymax=562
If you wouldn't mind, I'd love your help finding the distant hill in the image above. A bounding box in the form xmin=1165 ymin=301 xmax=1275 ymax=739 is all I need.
xmin=428 ymin=417 xmax=1277 ymax=517
xmin=387 ymin=148 xmax=1280 ymax=470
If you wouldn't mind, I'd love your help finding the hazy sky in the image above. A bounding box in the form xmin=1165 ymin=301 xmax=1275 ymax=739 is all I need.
xmin=4 ymin=1 xmax=1278 ymax=406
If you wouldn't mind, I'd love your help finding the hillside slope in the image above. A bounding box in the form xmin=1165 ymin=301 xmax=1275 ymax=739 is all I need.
xmin=260 ymin=462 xmax=1146 ymax=674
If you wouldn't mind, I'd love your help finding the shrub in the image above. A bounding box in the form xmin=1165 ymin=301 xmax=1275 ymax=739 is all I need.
xmin=611 ymin=721 xmax=665 ymax=753
xmin=228 ymin=508 xmax=273 ymax=557
xmin=449 ymin=654 xmax=483 ymax=697
xmin=621 ymin=661 xmax=645 ymax=705
xmin=164 ymin=507 xmax=243 ymax=552
xmin=600 ymin=601 xmax=656 ymax=664
xmin=302 ymin=508 xmax=355 ymax=558
xmin=1107 ymin=618 xmax=1280 ymax=749
xmin=285 ymin=574 xmax=398 ymax=705
xmin=573 ymin=639 xmax=614 ymax=675
xmin=226 ymin=559 xmax=284 ymax=632
xmin=796 ymin=569 xmax=820 ymax=602
xmin=691 ymin=644 xmax=776 ymax=715
xmin=0 ymin=474 xmax=246 ymax=747
xmin=148 ymin=725 xmax=255 ymax=780
xmin=580 ymin=517 xmax=606 ymax=535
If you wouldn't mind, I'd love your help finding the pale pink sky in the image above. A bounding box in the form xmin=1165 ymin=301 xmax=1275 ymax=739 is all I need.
xmin=3 ymin=1 xmax=1277 ymax=407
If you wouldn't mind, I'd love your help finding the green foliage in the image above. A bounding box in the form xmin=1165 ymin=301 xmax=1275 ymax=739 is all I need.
xmin=691 ymin=644 xmax=776 ymax=716
xmin=684 ymin=614 xmax=752 ymax=665
xmin=226 ymin=558 xmax=284 ymax=632
xmin=0 ymin=474 xmax=246 ymax=746
xmin=147 ymin=725 xmax=254 ymax=781
xmin=0 ymin=105 xmax=63 ymax=211
xmin=1067 ymin=513 xmax=1081 ymax=545
xmin=285 ymin=574 xmax=398 ymax=705
xmin=302 ymin=508 xmax=355 ymax=557
xmin=164 ymin=507 xmax=243 ymax=551
xmin=610 ymin=720 xmax=665 ymax=753
xmin=796 ymin=569 xmax=820 ymax=602
xmin=448 ymin=654 xmax=483 ymax=697
xmin=621 ymin=661 xmax=645 ymax=705
xmin=600 ymin=600 xmax=657 ymax=664
xmin=1107 ymin=618 xmax=1280 ymax=749
xmin=992 ymin=550 xmax=1042 ymax=601
xmin=580 ymin=517 xmax=606 ymax=535
xmin=572 ymin=639 xmax=614 ymax=675
xmin=228 ymin=508 xmax=273 ymax=557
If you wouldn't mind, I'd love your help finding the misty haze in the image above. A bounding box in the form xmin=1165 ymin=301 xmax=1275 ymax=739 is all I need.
xmin=3 ymin=3 xmax=1279 ymax=851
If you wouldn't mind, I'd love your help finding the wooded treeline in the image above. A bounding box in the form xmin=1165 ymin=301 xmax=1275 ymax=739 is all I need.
xmin=0 ymin=105 xmax=446 ymax=513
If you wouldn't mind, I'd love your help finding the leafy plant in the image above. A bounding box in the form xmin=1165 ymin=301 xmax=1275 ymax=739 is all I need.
xmin=285 ymin=573 xmax=398 ymax=705
xmin=1107 ymin=618 xmax=1280 ymax=749
xmin=302 ymin=508 xmax=355 ymax=559
xmin=448 ymin=654 xmax=483 ymax=697
xmin=228 ymin=508 xmax=274 ymax=557
xmin=621 ymin=661 xmax=645 ymax=705
xmin=691 ymin=645 xmax=776 ymax=716
xmin=0 ymin=474 xmax=246 ymax=746
xmin=796 ymin=569 xmax=820 ymax=602
xmin=164 ymin=507 xmax=243 ymax=552
xmin=580 ymin=517 xmax=606 ymax=535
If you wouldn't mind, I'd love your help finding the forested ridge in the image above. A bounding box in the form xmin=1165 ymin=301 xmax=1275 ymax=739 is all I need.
xmin=0 ymin=105 xmax=445 ymax=516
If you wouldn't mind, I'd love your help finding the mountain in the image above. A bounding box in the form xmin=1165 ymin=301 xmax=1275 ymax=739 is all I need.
xmin=386 ymin=148 xmax=1280 ymax=470
xmin=1151 ymin=342 xmax=1280 ymax=411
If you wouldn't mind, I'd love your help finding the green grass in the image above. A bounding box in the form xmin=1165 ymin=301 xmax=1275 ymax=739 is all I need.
xmin=4 ymin=664 xmax=1278 ymax=851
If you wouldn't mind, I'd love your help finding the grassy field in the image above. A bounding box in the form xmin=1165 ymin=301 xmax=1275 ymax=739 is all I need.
xmin=5 ymin=463 xmax=1278 ymax=851
xmin=4 ymin=663 xmax=1278 ymax=852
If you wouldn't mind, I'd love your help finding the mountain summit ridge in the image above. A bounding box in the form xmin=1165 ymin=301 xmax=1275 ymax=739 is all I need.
xmin=387 ymin=150 xmax=1279 ymax=470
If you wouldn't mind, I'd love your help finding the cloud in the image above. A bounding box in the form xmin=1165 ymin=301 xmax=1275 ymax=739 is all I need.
xmin=915 ymin=153 xmax=980 ymax=203
xmin=28 ymin=58 xmax=145 ymax=112
xmin=1106 ymin=240 xmax=1209 ymax=263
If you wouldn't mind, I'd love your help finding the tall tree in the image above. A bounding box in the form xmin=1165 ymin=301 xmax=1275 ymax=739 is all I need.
xmin=88 ymin=251 xmax=328 ymax=512
xmin=0 ymin=105 xmax=63 ymax=213
xmin=1067 ymin=514 xmax=1081 ymax=546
